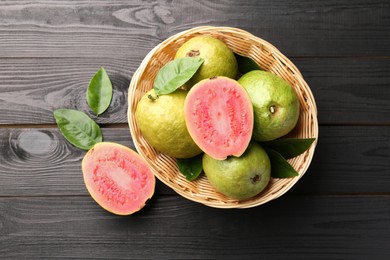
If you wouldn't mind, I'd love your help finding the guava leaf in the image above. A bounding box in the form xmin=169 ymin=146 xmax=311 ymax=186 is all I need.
xmin=53 ymin=109 xmax=102 ymax=150
xmin=154 ymin=57 xmax=204 ymax=95
xmin=86 ymin=67 xmax=113 ymax=116
xmin=235 ymin=53 xmax=261 ymax=74
xmin=177 ymin=154 xmax=203 ymax=181
xmin=265 ymin=148 xmax=299 ymax=178
xmin=262 ymin=138 xmax=316 ymax=159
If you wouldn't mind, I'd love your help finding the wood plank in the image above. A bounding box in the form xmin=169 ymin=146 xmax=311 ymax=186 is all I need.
xmin=291 ymin=125 xmax=390 ymax=194
xmin=0 ymin=0 xmax=389 ymax=58
xmin=0 ymin=57 xmax=131 ymax=125
xmin=0 ymin=195 xmax=389 ymax=259
xmin=0 ymin=127 xmax=173 ymax=196
xmin=293 ymin=57 xmax=390 ymax=124
xmin=1 ymin=57 xmax=390 ymax=125
xmin=0 ymin=126 xmax=389 ymax=196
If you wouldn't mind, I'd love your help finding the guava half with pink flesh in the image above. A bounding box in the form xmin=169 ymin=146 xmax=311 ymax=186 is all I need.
xmin=82 ymin=142 xmax=155 ymax=215
xmin=184 ymin=76 xmax=254 ymax=160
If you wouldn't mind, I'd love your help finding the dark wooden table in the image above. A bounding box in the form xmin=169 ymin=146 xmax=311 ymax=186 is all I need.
xmin=1 ymin=1 xmax=389 ymax=259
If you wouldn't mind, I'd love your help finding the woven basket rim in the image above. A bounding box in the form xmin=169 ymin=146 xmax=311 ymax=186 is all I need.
xmin=127 ymin=26 xmax=319 ymax=208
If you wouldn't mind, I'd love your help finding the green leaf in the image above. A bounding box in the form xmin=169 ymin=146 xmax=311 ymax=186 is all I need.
xmin=263 ymin=138 xmax=316 ymax=159
xmin=86 ymin=67 xmax=113 ymax=116
xmin=235 ymin=53 xmax=261 ymax=74
xmin=154 ymin=57 xmax=204 ymax=95
xmin=53 ymin=109 xmax=102 ymax=150
xmin=177 ymin=154 xmax=203 ymax=181
xmin=265 ymin=148 xmax=299 ymax=178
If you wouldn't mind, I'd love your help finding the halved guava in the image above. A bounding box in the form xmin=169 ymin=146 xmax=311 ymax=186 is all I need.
xmin=82 ymin=142 xmax=155 ymax=215
xmin=184 ymin=76 xmax=254 ymax=160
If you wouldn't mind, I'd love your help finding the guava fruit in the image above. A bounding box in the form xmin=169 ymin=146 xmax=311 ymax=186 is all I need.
xmin=135 ymin=89 xmax=202 ymax=159
xmin=184 ymin=76 xmax=253 ymax=160
xmin=238 ymin=70 xmax=300 ymax=142
xmin=82 ymin=142 xmax=155 ymax=215
xmin=175 ymin=35 xmax=238 ymax=87
xmin=203 ymin=142 xmax=271 ymax=200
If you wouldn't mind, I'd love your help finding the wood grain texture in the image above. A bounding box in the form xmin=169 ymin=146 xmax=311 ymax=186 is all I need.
xmin=291 ymin=125 xmax=390 ymax=194
xmin=0 ymin=195 xmax=389 ymax=259
xmin=0 ymin=57 xmax=131 ymax=125
xmin=0 ymin=0 xmax=389 ymax=58
xmin=293 ymin=57 xmax=390 ymax=124
xmin=0 ymin=127 xmax=171 ymax=196
xmin=0 ymin=126 xmax=389 ymax=196
xmin=0 ymin=1 xmax=389 ymax=259
xmin=1 ymin=57 xmax=390 ymax=125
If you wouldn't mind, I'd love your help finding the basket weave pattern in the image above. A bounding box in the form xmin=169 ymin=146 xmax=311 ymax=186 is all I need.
xmin=128 ymin=26 xmax=318 ymax=208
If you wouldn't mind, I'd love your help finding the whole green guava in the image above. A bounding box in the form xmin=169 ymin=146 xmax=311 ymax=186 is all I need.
xmin=202 ymin=142 xmax=271 ymax=200
xmin=135 ymin=89 xmax=202 ymax=159
xmin=175 ymin=35 xmax=238 ymax=87
xmin=238 ymin=70 xmax=300 ymax=141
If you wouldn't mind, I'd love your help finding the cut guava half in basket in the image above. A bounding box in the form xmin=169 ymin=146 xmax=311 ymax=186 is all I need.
xmin=82 ymin=142 xmax=155 ymax=215
xmin=184 ymin=76 xmax=254 ymax=160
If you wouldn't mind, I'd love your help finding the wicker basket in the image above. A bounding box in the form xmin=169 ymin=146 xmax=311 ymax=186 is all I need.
xmin=128 ymin=26 xmax=318 ymax=208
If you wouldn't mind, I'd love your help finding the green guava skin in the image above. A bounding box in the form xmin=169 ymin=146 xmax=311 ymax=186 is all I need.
xmin=135 ymin=89 xmax=202 ymax=159
xmin=175 ymin=35 xmax=238 ymax=87
xmin=238 ymin=70 xmax=300 ymax=142
xmin=203 ymin=142 xmax=271 ymax=200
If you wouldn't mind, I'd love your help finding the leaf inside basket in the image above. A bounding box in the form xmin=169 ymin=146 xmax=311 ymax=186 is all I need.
xmin=154 ymin=57 xmax=204 ymax=95
xmin=235 ymin=53 xmax=261 ymax=74
xmin=265 ymin=148 xmax=299 ymax=178
xmin=177 ymin=154 xmax=203 ymax=181
xmin=262 ymin=138 xmax=316 ymax=159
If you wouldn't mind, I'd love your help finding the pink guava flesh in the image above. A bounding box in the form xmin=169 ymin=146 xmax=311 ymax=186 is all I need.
xmin=185 ymin=77 xmax=254 ymax=160
xmin=82 ymin=142 xmax=155 ymax=215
